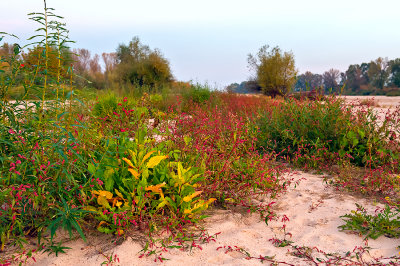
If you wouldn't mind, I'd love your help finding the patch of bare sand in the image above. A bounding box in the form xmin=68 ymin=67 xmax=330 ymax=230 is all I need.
xmin=340 ymin=95 xmax=400 ymax=108
xmin=25 ymin=172 xmax=399 ymax=265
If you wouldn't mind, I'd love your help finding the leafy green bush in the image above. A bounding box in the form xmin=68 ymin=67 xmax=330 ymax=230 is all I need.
xmin=256 ymin=97 xmax=349 ymax=160
xmin=339 ymin=203 xmax=400 ymax=239
xmin=183 ymin=83 xmax=211 ymax=104
xmin=92 ymin=93 xmax=118 ymax=117
xmin=86 ymin=128 xmax=214 ymax=234
xmin=256 ymin=96 xmax=400 ymax=169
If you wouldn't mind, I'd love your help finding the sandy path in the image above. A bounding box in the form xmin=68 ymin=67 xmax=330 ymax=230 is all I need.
xmin=25 ymin=172 xmax=399 ymax=265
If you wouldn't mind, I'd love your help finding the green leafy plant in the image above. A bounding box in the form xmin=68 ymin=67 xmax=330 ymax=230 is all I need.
xmin=43 ymin=241 xmax=72 ymax=256
xmin=86 ymin=127 xmax=215 ymax=235
xmin=49 ymin=197 xmax=89 ymax=242
xmin=339 ymin=203 xmax=400 ymax=239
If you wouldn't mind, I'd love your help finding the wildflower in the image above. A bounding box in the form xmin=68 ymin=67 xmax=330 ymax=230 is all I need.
xmin=281 ymin=214 xmax=290 ymax=223
xmin=20 ymin=64 xmax=25 ymax=68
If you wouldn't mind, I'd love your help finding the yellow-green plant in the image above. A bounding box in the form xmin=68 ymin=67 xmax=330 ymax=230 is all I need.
xmin=87 ymin=128 xmax=215 ymax=235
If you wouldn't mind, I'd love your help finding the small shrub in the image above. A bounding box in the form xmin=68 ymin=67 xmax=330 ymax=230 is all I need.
xmin=339 ymin=203 xmax=400 ymax=239
xmin=92 ymin=92 xmax=118 ymax=117
xmin=183 ymin=83 xmax=211 ymax=104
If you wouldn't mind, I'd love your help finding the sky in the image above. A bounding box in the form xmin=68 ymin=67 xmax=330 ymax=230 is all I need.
xmin=2 ymin=0 xmax=400 ymax=88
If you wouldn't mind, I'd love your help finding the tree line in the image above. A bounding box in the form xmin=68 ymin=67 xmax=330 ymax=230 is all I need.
xmin=229 ymin=45 xmax=400 ymax=96
xmin=2 ymin=40 xmax=399 ymax=96
xmin=0 ymin=36 xmax=173 ymax=92
xmin=294 ymin=57 xmax=400 ymax=96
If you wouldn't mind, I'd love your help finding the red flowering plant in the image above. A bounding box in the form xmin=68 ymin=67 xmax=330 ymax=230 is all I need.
xmin=164 ymin=92 xmax=289 ymax=217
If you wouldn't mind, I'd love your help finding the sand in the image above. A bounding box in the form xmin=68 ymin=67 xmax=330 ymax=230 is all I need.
xmin=22 ymin=171 xmax=399 ymax=265
xmin=8 ymin=96 xmax=400 ymax=265
xmin=340 ymin=95 xmax=400 ymax=108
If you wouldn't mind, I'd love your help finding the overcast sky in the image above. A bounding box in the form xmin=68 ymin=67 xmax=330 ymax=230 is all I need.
xmin=2 ymin=0 xmax=400 ymax=88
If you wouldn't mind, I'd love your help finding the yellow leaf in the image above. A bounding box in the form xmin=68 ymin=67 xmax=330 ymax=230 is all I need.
xmin=128 ymin=149 xmax=136 ymax=159
xmin=116 ymin=201 xmax=123 ymax=207
xmin=128 ymin=168 xmax=140 ymax=179
xmin=146 ymin=183 xmax=166 ymax=194
xmin=142 ymin=151 xmax=156 ymax=165
xmin=83 ymin=206 xmax=97 ymax=212
xmin=122 ymin=157 xmax=134 ymax=168
xmin=183 ymin=191 xmax=203 ymax=202
xmin=97 ymin=221 xmax=108 ymax=228
xmin=146 ymin=155 xmax=167 ymax=168
xmin=205 ymin=198 xmax=217 ymax=206
xmin=97 ymin=196 xmax=110 ymax=208
xmin=184 ymin=209 xmax=192 ymax=214
xmin=156 ymin=199 xmax=168 ymax=210
xmin=92 ymin=190 xmax=113 ymax=199
xmin=114 ymin=189 xmax=126 ymax=201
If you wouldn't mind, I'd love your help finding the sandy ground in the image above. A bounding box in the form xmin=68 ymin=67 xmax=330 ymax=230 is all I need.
xmin=6 ymin=96 xmax=400 ymax=265
xmin=22 ymin=172 xmax=399 ymax=265
xmin=340 ymin=96 xmax=400 ymax=108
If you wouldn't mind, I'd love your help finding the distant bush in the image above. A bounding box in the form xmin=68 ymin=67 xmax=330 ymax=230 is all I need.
xmin=113 ymin=37 xmax=173 ymax=89
xmin=92 ymin=93 xmax=119 ymax=117
xmin=387 ymin=90 xmax=400 ymax=96
xmin=183 ymin=83 xmax=211 ymax=104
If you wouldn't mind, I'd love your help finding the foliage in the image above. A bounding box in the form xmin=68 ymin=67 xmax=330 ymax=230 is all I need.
xmin=2 ymin=1 xmax=400 ymax=264
xmin=71 ymin=48 xmax=105 ymax=89
xmin=368 ymin=57 xmax=390 ymax=90
xmin=389 ymin=58 xmax=400 ymax=88
xmin=92 ymin=92 xmax=119 ymax=117
xmin=248 ymin=45 xmax=297 ymax=97
xmin=170 ymin=94 xmax=287 ymax=212
xmin=86 ymin=127 xmax=214 ymax=234
xmin=114 ymin=36 xmax=173 ymax=90
xmin=339 ymin=203 xmax=400 ymax=239
xmin=256 ymin=96 xmax=400 ymax=170
xmin=182 ymin=83 xmax=211 ymax=104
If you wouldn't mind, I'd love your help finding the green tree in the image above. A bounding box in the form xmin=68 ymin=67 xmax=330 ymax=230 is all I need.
xmin=114 ymin=37 xmax=172 ymax=89
xmin=389 ymin=58 xmax=400 ymax=88
xmin=248 ymin=45 xmax=297 ymax=97
xmin=368 ymin=57 xmax=390 ymax=90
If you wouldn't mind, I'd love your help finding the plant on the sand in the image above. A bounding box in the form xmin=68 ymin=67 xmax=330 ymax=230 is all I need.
xmin=48 ymin=197 xmax=88 ymax=242
xmin=86 ymin=128 xmax=215 ymax=235
xmin=100 ymin=251 xmax=120 ymax=266
xmin=0 ymin=0 xmax=93 ymax=253
xmin=339 ymin=203 xmax=400 ymax=239
xmin=42 ymin=240 xmax=72 ymax=256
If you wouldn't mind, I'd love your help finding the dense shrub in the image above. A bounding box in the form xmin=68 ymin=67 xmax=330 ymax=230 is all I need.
xmin=256 ymin=97 xmax=400 ymax=170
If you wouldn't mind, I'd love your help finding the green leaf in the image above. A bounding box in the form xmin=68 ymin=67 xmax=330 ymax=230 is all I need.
xmin=88 ymin=163 xmax=96 ymax=174
xmin=105 ymin=175 xmax=114 ymax=191
xmin=352 ymin=138 xmax=359 ymax=147
xmin=104 ymin=168 xmax=114 ymax=191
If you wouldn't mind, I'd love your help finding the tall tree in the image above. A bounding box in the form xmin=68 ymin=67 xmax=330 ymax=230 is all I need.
xmin=368 ymin=57 xmax=390 ymax=90
xmin=344 ymin=64 xmax=365 ymax=92
xmin=389 ymin=58 xmax=400 ymax=88
xmin=248 ymin=45 xmax=297 ymax=97
xmin=71 ymin=48 xmax=105 ymax=89
xmin=322 ymin=68 xmax=340 ymax=93
xmin=295 ymin=72 xmax=323 ymax=91
xmin=102 ymin=52 xmax=117 ymax=86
